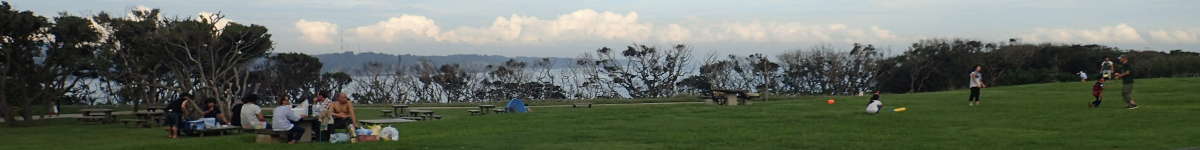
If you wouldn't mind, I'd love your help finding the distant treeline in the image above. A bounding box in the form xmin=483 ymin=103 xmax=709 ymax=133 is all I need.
xmin=875 ymin=39 xmax=1200 ymax=93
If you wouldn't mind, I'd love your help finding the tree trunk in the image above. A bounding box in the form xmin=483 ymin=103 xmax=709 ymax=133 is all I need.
xmin=19 ymin=99 xmax=33 ymax=121
xmin=1 ymin=96 xmax=15 ymax=125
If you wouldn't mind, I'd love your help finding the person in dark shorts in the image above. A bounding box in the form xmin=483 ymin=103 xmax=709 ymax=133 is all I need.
xmin=968 ymin=65 xmax=987 ymax=106
xmin=330 ymin=93 xmax=357 ymax=132
xmin=1089 ymin=78 xmax=1105 ymax=108
xmin=165 ymin=94 xmax=193 ymax=139
xmin=1115 ymin=55 xmax=1139 ymax=109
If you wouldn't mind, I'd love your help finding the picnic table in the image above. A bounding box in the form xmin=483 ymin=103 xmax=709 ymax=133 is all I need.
xmin=145 ymin=105 xmax=167 ymax=112
xmin=709 ymin=89 xmax=760 ymax=106
xmin=477 ymin=105 xmax=495 ymax=115
xmin=359 ymin=118 xmax=416 ymax=126
xmin=391 ymin=104 xmax=409 ymax=117
xmin=79 ymin=109 xmax=115 ymax=123
xmin=296 ymin=117 xmax=319 ymax=142
xmin=407 ymin=110 xmax=435 ymax=120
xmin=133 ymin=111 xmax=164 ymax=127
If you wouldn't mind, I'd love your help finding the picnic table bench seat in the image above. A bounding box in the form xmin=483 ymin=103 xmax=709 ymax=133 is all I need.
xmin=379 ymin=110 xmax=395 ymax=117
xmin=359 ymin=118 xmax=416 ymax=126
xmin=254 ymin=129 xmax=289 ymax=143
xmin=467 ymin=110 xmax=482 ymax=116
xmin=398 ymin=116 xmax=423 ymax=121
xmin=493 ymin=108 xmax=507 ymax=113
xmin=191 ymin=126 xmax=238 ymax=136
xmin=78 ymin=116 xmax=107 ymax=124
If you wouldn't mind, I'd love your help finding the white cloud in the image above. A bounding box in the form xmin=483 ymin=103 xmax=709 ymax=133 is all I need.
xmin=1021 ymin=24 xmax=1200 ymax=45
xmin=295 ymin=19 xmax=339 ymax=45
xmin=349 ymin=15 xmax=441 ymax=43
xmin=1021 ymin=24 xmax=1145 ymax=44
xmin=656 ymin=22 xmax=899 ymax=43
xmin=344 ymin=9 xmax=899 ymax=45
xmin=1148 ymin=29 xmax=1200 ymax=44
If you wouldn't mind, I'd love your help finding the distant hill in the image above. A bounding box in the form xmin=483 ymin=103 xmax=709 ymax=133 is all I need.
xmin=314 ymin=52 xmax=576 ymax=74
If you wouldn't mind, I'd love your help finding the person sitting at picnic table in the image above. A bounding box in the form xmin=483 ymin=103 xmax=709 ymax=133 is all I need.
xmin=239 ymin=94 xmax=266 ymax=129
xmin=165 ymin=94 xmax=193 ymax=139
xmin=272 ymin=96 xmax=307 ymax=144
xmin=229 ymin=99 xmax=244 ymax=127
xmin=202 ymin=98 xmax=230 ymax=125
xmin=330 ymin=93 xmax=357 ymax=132
xmin=310 ymin=91 xmax=334 ymax=141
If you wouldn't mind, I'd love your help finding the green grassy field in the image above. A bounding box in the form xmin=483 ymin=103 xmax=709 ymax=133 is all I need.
xmin=2 ymin=78 xmax=1197 ymax=150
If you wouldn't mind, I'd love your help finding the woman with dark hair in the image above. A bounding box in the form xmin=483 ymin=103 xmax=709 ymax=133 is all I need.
xmin=202 ymin=98 xmax=230 ymax=125
xmin=165 ymin=94 xmax=193 ymax=139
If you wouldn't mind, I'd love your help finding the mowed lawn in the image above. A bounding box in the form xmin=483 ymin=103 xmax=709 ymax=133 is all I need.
xmin=2 ymin=78 xmax=1198 ymax=150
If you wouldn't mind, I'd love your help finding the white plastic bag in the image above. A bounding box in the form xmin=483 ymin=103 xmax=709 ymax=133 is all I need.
xmin=330 ymin=133 xmax=350 ymax=143
xmin=380 ymin=126 xmax=399 ymax=141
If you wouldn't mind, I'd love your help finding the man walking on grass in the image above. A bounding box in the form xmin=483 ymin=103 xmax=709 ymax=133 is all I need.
xmin=969 ymin=65 xmax=987 ymax=106
xmin=1115 ymin=55 xmax=1139 ymax=109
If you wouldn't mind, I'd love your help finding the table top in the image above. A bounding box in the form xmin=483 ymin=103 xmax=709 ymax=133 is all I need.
xmin=408 ymin=110 xmax=432 ymax=113
xmin=391 ymin=104 xmax=409 ymax=108
xmin=359 ymin=118 xmax=416 ymax=124
xmin=79 ymin=109 xmax=114 ymax=112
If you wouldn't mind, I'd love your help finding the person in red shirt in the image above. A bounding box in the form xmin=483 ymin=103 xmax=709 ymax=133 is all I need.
xmin=1089 ymin=78 xmax=1105 ymax=108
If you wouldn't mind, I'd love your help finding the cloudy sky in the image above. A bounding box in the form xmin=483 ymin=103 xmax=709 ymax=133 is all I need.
xmin=10 ymin=0 xmax=1200 ymax=57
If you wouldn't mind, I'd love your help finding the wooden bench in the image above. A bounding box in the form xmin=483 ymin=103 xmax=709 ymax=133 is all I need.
xmin=467 ymin=110 xmax=482 ymax=116
xmin=78 ymin=116 xmax=107 ymax=124
xmin=431 ymin=115 xmax=443 ymax=120
xmin=379 ymin=110 xmax=395 ymax=117
xmin=359 ymin=118 xmax=416 ymax=126
xmin=119 ymin=119 xmax=148 ymax=128
xmin=193 ymin=126 xmax=238 ymax=136
xmin=398 ymin=116 xmax=424 ymax=121
xmin=493 ymin=108 xmax=507 ymax=113
xmin=572 ymin=103 xmax=592 ymax=108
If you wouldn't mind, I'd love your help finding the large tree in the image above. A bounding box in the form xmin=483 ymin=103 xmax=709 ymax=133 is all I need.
xmin=261 ymin=53 xmax=322 ymax=102
xmin=1 ymin=2 xmax=103 ymax=124
xmin=0 ymin=1 xmax=51 ymax=124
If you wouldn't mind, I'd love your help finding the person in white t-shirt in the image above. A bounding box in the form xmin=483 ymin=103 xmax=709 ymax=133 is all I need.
xmin=272 ymin=96 xmax=306 ymax=144
xmin=866 ymin=91 xmax=883 ymax=114
xmin=239 ymin=94 xmax=266 ymax=129
xmin=968 ymin=65 xmax=987 ymax=106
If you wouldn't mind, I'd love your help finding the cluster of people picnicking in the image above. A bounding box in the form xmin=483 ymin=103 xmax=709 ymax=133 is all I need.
xmin=163 ymin=91 xmax=359 ymax=144
xmin=864 ymin=55 xmax=1141 ymax=114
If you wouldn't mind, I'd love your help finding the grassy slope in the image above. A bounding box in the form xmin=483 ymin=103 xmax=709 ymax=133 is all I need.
xmin=1 ymin=78 xmax=1197 ymax=150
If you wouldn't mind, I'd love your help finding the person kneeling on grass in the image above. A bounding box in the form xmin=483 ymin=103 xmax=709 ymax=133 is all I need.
xmin=866 ymin=91 xmax=883 ymax=114
xmin=1089 ymin=78 xmax=1106 ymax=108
xmin=272 ymin=97 xmax=307 ymax=144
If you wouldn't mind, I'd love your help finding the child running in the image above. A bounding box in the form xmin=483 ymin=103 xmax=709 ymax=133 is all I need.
xmin=1089 ymin=78 xmax=1105 ymax=108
